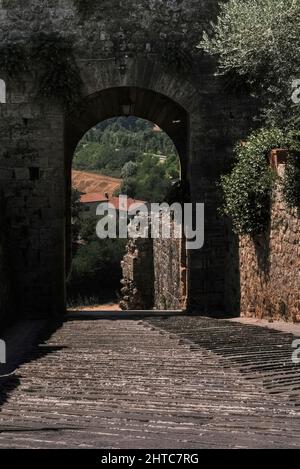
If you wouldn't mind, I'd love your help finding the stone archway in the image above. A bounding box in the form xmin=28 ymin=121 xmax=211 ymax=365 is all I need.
xmin=0 ymin=57 xmax=254 ymax=318
xmin=65 ymin=85 xmax=190 ymax=311
xmin=0 ymin=1 xmax=258 ymax=320
xmin=62 ymin=58 xmax=217 ymax=315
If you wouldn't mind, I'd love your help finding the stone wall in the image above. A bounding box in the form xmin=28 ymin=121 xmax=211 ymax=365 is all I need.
xmin=0 ymin=0 xmax=257 ymax=316
xmin=120 ymin=215 xmax=186 ymax=311
xmin=0 ymin=197 xmax=14 ymax=326
xmin=239 ymin=151 xmax=300 ymax=322
xmin=153 ymin=223 xmax=187 ymax=311
xmin=120 ymin=237 xmax=154 ymax=311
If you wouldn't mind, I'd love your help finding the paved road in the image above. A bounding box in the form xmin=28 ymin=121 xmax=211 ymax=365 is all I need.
xmin=0 ymin=314 xmax=299 ymax=449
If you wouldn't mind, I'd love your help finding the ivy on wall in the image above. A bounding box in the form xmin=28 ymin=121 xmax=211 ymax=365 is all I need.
xmin=0 ymin=33 xmax=83 ymax=110
xmin=73 ymin=0 xmax=96 ymax=17
xmin=31 ymin=33 xmax=83 ymax=110
xmin=73 ymin=0 xmax=88 ymax=15
xmin=0 ymin=41 xmax=29 ymax=77
xmin=160 ymin=40 xmax=193 ymax=74
xmin=219 ymin=129 xmax=299 ymax=236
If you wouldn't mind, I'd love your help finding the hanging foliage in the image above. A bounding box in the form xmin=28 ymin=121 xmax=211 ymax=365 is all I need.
xmin=220 ymin=128 xmax=300 ymax=235
xmin=160 ymin=37 xmax=194 ymax=74
xmin=31 ymin=33 xmax=83 ymax=109
xmin=0 ymin=41 xmax=29 ymax=77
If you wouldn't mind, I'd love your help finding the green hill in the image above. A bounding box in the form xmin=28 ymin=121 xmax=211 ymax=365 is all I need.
xmin=73 ymin=117 xmax=180 ymax=202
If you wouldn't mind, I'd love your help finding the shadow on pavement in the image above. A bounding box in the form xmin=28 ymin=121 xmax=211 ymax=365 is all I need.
xmin=0 ymin=320 xmax=64 ymax=410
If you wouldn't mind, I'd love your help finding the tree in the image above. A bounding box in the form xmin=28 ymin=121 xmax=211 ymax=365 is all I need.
xmin=67 ymin=238 xmax=126 ymax=303
xmin=119 ymin=177 xmax=137 ymax=198
xmin=121 ymin=161 xmax=138 ymax=178
xmin=67 ymin=192 xmax=127 ymax=304
xmin=199 ymin=0 xmax=300 ymax=129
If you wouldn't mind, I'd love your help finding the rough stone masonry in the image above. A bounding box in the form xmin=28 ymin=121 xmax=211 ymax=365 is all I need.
xmin=120 ymin=214 xmax=187 ymax=311
xmin=0 ymin=0 xmax=259 ymax=318
xmin=239 ymin=150 xmax=300 ymax=322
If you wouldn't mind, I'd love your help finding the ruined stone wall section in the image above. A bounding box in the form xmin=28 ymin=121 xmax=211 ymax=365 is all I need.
xmin=120 ymin=215 xmax=186 ymax=311
xmin=153 ymin=216 xmax=186 ymax=311
xmin=239 ymin=151 xmax=300 ymax=322
xmin=0 ymin=0 xmax=258 ymax=315
xmin=120 ymin=237 xmax=154 ymax=311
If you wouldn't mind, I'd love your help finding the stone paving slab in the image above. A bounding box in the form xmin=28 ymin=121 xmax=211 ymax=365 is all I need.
xmin=0 ymin=315 xmax=299 ymax=449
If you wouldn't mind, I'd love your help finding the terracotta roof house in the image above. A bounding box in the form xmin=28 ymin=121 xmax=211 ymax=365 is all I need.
xmin=80 ymin=192 xmax=147 ymax=218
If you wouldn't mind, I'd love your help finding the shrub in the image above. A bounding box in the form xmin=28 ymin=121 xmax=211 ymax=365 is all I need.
xmin=220 ymin=129 xmax=292 ymax=235
xmin=67 ymin=237 xmax=126 ymax=303
xmin=121 ymin=161 xmax=138 ymax=178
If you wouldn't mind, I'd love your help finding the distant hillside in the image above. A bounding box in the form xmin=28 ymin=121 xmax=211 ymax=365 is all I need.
xmin=72 ymin=170 xmax=121 ymax=197
xmin=72 ymin=117 xmax=180 ymax=203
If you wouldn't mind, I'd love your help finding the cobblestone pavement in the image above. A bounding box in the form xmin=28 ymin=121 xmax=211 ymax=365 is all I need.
xmin=0 ymin=315 xmax=300 ymax=449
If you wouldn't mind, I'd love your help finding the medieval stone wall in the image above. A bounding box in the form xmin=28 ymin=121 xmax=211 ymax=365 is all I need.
xmin=0 ymin=198 xmax=13 ymax=326
xmin=0 ymin=0 xmax=219 ymax=60
xmin=153 ymin=224 xmax=186 ymax=311
xmin=239 ymin=153 xmax=300 ymax=322
xmin=120 ymin=216 xmax=185 ymax=311
xmin=0 ymin=0 xmax=257 ymax=316
xmin=120 ymin=237 xmax=154 ymax=311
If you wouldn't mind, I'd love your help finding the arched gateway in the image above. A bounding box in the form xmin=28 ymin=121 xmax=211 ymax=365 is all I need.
xmin=0 ymin=1 xmax=256 ymax=317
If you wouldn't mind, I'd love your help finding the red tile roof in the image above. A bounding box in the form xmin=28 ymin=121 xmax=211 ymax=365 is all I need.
xmin=80 ymin=192 xmax=107 ymax=203
xmin=80 ymin=193 xmax=146 ymax=210
xmin=109 ymin=197 xmax=146 ymax=211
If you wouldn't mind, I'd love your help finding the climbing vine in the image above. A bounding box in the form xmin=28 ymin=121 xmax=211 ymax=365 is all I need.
xmin=220 ymin=129 xmax=292 ymax=235
xmin=31 ymin=33 xmax=83 ymax=110
xmin=0 ymin=41 xmax=28 ymax=77
xmin=73 ymin=0 xmax=96 ymax=16
xmin=0 ymin=33 xmax=83 ymax=110
xmin=220 ymin=129 xmax=300 ymax=235
xmin=160 ymin=38 xmax=193 ymax=74
xmin=73 ymin=0 xmax=88 ymax=14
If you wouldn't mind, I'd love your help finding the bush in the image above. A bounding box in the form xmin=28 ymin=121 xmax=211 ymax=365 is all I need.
xmin=121 ymin=161 xmax=138 ymax=178
xmin=220 ymin=129 xmax=292 ymax=235
xmin=67 ymin=238 xmax=126 ymax=303
xmin=68 ymin=200 xmax=126 ymax=304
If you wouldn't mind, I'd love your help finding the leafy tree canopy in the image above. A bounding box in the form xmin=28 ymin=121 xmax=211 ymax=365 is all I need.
xmin=200 ymin=0 xmax=300 ymax=128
